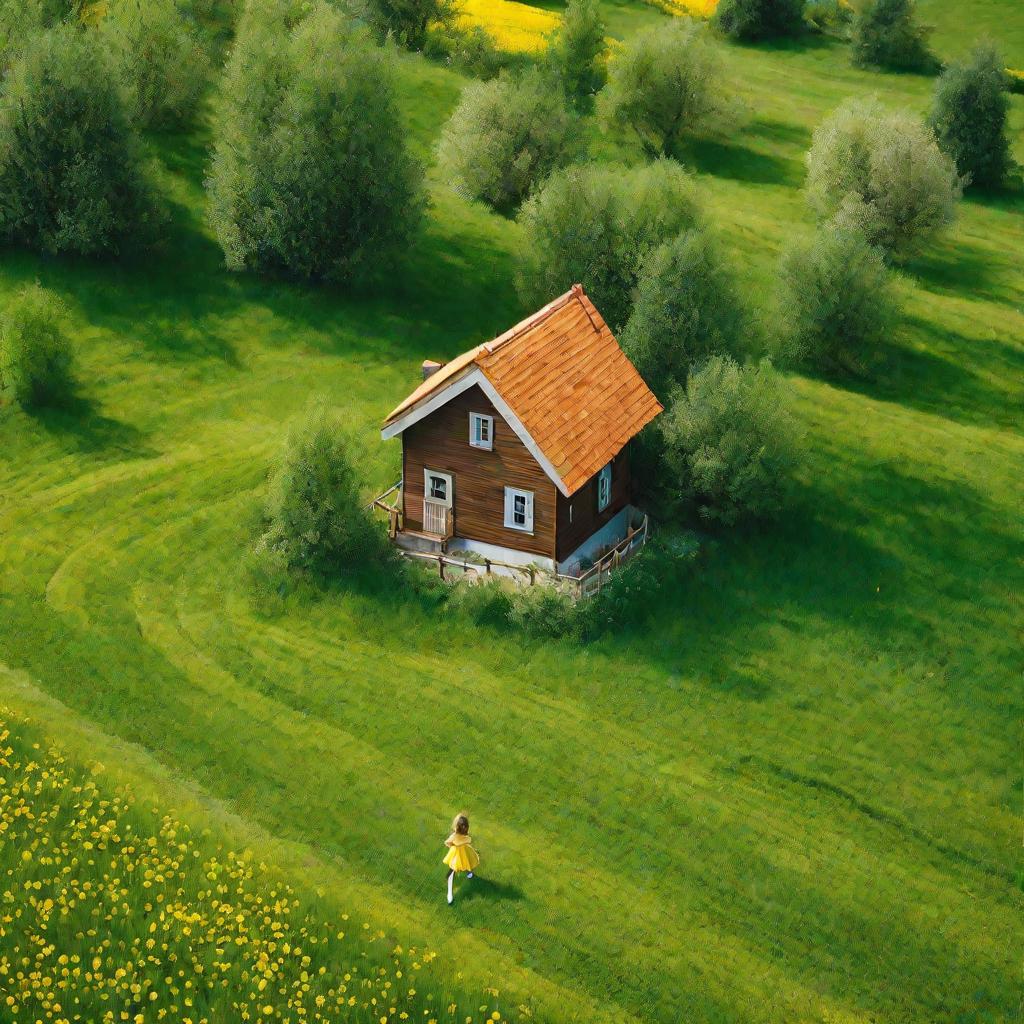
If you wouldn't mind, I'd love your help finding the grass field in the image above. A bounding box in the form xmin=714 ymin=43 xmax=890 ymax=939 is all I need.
xmin=1 ymin=2 xmax=1022 ymax=1022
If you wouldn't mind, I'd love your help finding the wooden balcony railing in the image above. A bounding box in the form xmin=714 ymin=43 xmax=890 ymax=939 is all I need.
xmin=555 ymin=514 xmax=649 ymax=599
xmin=366 ymin=479 xmax=402 ymax=538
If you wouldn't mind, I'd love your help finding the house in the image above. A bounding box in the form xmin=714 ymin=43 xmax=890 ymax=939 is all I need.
xmin=380 ymin=285 xmax=663 ymax=574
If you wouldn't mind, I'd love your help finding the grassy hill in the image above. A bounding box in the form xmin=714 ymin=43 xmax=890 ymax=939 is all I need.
xmin=1 ymin=2 xmax=1022 ymax=1023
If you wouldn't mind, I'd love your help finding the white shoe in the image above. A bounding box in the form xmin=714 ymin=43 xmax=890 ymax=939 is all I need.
xmin=466 ymin=872 xmax=474 ymax=879
xmin=447 ymin=894 xmax=453 ymax=905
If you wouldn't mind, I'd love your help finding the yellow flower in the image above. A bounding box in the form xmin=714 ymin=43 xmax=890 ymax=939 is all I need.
xmin=455 ymin=0 xmax=560 ymax=52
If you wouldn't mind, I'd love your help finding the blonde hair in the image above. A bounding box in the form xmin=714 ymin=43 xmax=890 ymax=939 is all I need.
xmin=452 ymin=813 xmax=469 ymax=835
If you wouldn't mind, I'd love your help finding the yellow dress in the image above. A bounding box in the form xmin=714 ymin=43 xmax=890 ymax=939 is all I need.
xmin=442 ymin=832 xmax=480 ymax=873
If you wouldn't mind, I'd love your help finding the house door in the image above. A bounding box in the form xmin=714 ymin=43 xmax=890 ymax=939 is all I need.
xmin=423 ymin=469 xmax=453 ymax=537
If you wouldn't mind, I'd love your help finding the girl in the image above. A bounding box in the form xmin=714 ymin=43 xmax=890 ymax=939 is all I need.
xmin=443 ymin=813 xmax=479 ymax=905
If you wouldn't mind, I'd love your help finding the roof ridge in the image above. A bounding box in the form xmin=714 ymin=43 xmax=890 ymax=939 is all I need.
xmin=481 ymin=284 xmax=585 ymax=357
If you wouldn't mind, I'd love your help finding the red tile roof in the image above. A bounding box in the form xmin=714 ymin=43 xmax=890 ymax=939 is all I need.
xmin=382 ymin=285 xmax=663 ymax=496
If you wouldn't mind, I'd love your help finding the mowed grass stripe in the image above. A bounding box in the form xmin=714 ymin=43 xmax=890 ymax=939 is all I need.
xmin=88 ymin=483 xmax=1015 ymax=1019
xmin=1 ymin=1 xmax=1021 ymax=1021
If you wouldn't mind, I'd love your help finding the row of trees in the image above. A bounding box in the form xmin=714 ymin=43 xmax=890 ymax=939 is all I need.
xmin=0 ymin=1 xmax=1016 ymax=530
xmin=706 ymin=0 xmax=936 ymax=77
xmin=0 ymin=0 xmax=1013 ymax=270
xmin=365 ymin=0 xmax=936 ymax=80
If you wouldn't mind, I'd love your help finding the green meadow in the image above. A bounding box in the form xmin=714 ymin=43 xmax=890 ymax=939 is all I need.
xmin=1 ymin=2 xmax=1022 ymax=1022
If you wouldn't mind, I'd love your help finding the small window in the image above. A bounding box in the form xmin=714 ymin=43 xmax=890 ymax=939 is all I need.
xmin=469 ymin=413 xmax=493 ymax=450
xmin=423 ymin=469 xmax=453 ymax=507
xmin=503 ymin=487 xmax=534 ymax=533
xmin=597 ymin=463 xmax=612 ymax=512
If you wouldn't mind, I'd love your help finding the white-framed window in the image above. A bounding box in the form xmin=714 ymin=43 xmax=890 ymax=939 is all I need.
xmin=424 ymin=469 xmax=453 ymax=507
xmin=597 ymin=463 xmax=612 ymax=512
xmin=469 ymin=412 xmax=494 ymax=450
xmin=503 ymin=487 xmax=534 ymax=533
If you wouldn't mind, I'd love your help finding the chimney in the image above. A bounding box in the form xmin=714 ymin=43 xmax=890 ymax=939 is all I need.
xmin=421 ymin=359 xmax=443 ymax=380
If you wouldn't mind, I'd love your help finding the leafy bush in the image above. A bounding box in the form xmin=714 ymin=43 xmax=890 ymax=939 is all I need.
xmin=424 ymin=22 xmax=515 ymax=79
xmin=517 ymin=160 xmax=702 ymax=332
xmin=599 ymin=18 xmax=735 ymax=157
xmin=445 ymin=535 xmax=698 ymax=640
xmin=620 ymin=229 xmax=747 ymax=399
xmin=506 ymin=583 xmax=581 ymax=639
xmin=849 ymin=0 xmax=936 ymax=72
xmin=362 ymin=0 xmax=456 ymax=48
xmin=259 ymin=404 xmax=382 ymax=576
xmin=438 ymin=68 xmax=578 ymax=214
xmin=207 ymin=3 xmax=424 ymax=284
xmin=777 ymin=225 xmax=900 ymax=371
xmin=928 ymin=42 xmax=1012 ymax=190
xmin=0 ymin=284 xmax=75 ymax=408
xmin=546 ymin=0 xmax=607 ymax=110
xmin=98 ymin=0 xmax=210 ymax=129
xmin=583 ymin=533 xmax=700 ymax=633
xmin=446 ymin=575 xmax=516 ymax=627
xmin=661 ymin=355 xmax=803 ymax=525
xmin=0 ymin=25 xmax=164 ymax=256
xmin=0 ymin=0 xmax=73 ymax=68
xmin=805 ymin=98 xmax=961 ymax=258
xmin=714 ymin=0 xmax=806 ymax=41
xmin=243 ymin=536 xmax=295 ymax=616
xmin=802 ymin=0 xmax=851 ymax=33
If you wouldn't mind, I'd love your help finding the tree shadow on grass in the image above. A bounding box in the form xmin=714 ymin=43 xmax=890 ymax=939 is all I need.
xmin=32 ymin=394 xmax=155 ymax=458
xmin=746 ymin=116 xmax=813 ymax=150
xmin=0 ymin=194 xmax=522 ymax=381
xmin=683 ymin=135 xmax=804 ymax=188
xmin=623 ymin=454 xmax=1020 ymax=699
xmin=825 ymin=314 xmax=1024 ymax=431
xmin=904 ymin=234 xmax=1020 ymax=308
xmin=736 ymin=30 xmax=843 ymax=55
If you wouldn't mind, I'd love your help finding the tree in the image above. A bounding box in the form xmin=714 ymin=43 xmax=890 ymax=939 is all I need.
xmin=260 ymin=404 xmax=381 ymax=575
xmin=207 ymin=3 xmax=424 ymax=283
xmin=661 ymin=356 xmax=802 ymax=525
xmin=0 ymin=25 xmax=164 ymax=256
xmin=517 ymin=160 xmax=703 ymax=333
xmin=599 ymin=19 xmax=734 ymax=157
xmin=928 ymin=42 xmax=1012 ymax=190
xmin=0 ymin=0 xmax=73 ymax=68
xmin=620 ymin=230 xmax=746 ymax=400
xmin=805 ymin=98 xmax=961 ymax=258
xmin=438 ymin=69 xmax=577 ymax=214
xmin=850 ymin=0 xmax=935 ymax=72
xmin=714 ymin=0 xmax=805 ymax=41
xmin=778 ymin=225 xmax=899 ymax=370
xmin=99 ymin=0 xmax=210 ymax=130
xmin=362 ymin=0 xmax=456 ymax=48
xmin=0 ymin=284 xmax=75 ymax=408
xmin=547 ymin=0 xmax=607 ymax=110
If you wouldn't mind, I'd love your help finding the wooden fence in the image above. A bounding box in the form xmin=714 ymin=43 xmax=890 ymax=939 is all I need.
xmin=556 ymin=514 xmax=649 ymax=599
xmin=397 ymin=549 xmax=541 ymax=585
xmin=366 ymin=480 xmax=403 ymax=539
xmin=368 ymin=481 xmax=650 ymax=599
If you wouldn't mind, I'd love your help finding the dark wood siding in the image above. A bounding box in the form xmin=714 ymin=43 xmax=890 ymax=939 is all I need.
xmin=402 ymin=385 xmax=557 ymax=560
xmin=555 ymin=446 xmax=632 ymax=563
